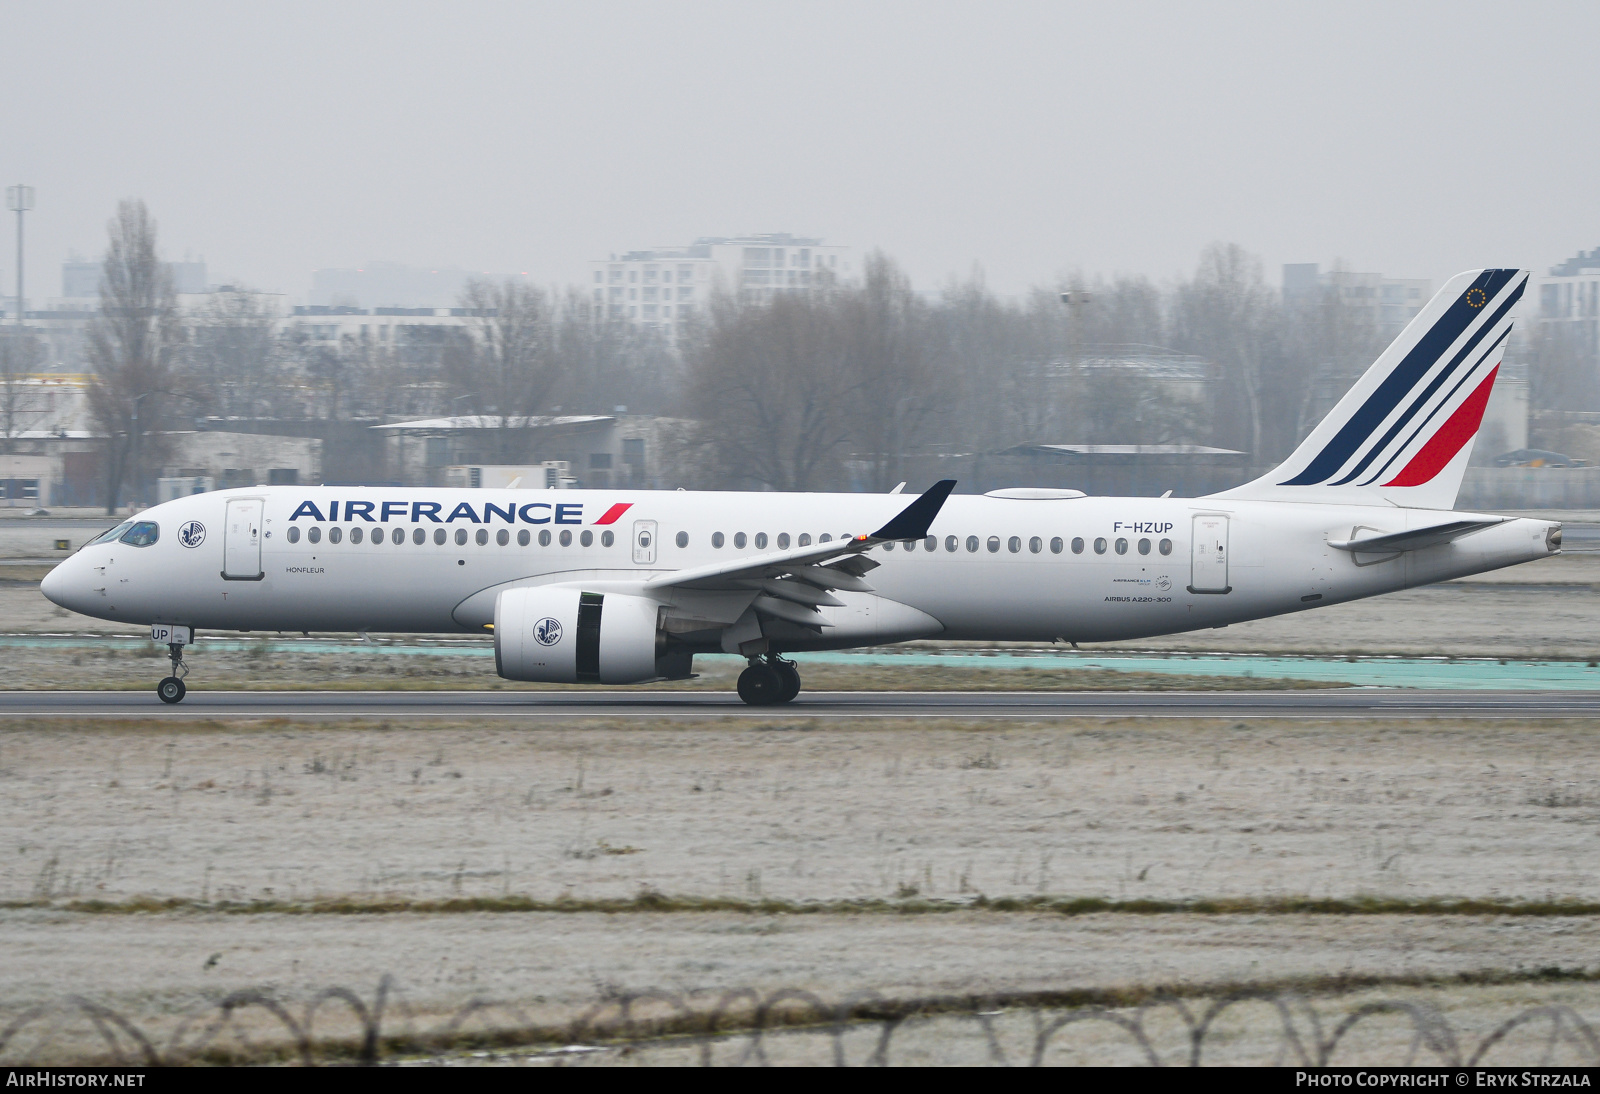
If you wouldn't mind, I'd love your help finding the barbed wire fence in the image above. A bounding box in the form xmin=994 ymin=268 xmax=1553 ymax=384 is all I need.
xmin=4 ymin=977 xmax=1599 ymax=1066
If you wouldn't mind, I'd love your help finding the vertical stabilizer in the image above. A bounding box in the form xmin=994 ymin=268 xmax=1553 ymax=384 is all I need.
xmin=1213 ymin=268 xmax=1527 ymax=510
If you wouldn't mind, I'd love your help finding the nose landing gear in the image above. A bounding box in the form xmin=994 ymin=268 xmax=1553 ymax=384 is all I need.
xmin=736 ymin=654 xmax=801 ymax=706
xmin=152 ymin=626 xmax=192 ymax=704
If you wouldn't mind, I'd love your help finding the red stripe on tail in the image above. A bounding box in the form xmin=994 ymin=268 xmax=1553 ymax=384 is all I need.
xmin=593 ymin=502 xmax=632 ymax=525
xmin=1382 ymin=366 xmax=1499 ymax=488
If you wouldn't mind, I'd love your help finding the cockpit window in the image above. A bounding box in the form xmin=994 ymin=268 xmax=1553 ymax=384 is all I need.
xmin=87 ymin=521 xmax=134 ymax=547
xmin=120 ymin=521 xmax=160 ymax=547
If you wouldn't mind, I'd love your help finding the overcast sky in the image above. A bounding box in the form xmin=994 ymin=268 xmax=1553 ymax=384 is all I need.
xmin=1 ymin=0 xmax=1595 ymax=303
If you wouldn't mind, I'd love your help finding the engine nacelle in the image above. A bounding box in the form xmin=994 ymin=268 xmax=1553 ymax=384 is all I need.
xmin=494 ymin=587 xmax=676 ymax=684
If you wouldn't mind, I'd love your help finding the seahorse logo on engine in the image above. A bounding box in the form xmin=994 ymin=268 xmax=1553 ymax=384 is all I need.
xmin=534 ymin=617 xmax=563 ymax=646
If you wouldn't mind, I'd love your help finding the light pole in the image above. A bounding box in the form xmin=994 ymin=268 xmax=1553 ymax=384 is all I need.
xmin=5 ymin=186 xmax=34 ymax=327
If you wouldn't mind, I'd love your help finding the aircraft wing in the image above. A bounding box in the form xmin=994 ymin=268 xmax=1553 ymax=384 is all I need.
xmin=642 ymin=480 xmax=956 ymax=617
xmin=1326 ymin=517 xmax=1508 ymax=554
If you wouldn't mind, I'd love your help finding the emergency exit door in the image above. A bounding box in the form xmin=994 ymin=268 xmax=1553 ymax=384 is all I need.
xmin=223 ymin=498 xmax=264 ymax=580
xmin=1188 ymin=514 xmax=1230 ymax=594
xmin=631 ymin=519 xmax=658 ymax=565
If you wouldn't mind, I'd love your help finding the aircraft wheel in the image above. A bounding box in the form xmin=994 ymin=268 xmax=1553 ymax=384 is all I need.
xmin=772 ymin=660 xmax=801 ymax=703
xmin=736 ymin=664 xmax=783 ymax=706
xmin=157 ymin=676 xmax=187 ymax=704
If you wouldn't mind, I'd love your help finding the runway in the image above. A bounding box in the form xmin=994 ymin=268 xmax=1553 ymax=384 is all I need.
xmin=0 ymin=688 xmax=1589 ymax=718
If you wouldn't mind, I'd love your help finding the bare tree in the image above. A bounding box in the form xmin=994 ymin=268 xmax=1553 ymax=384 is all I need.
xmin=554 ymin=289 xmax=680 ymax=415
xmin=838 ymin=252 xmax=947 ymax=491
xmin=0 ymin=330 xmax=46 ymax=453
xmin=1526 ymin=317 xmax=1598 ymax=455
xmin=447 ymin=278 xmax=561 ymax=463
xmin=188 ymin=287 xmax=285 ymax=420
xmin=687 ymin=290 xmax=853 ymax=490
xmin=1276 ymin=263 xmax=1384 ymax=458
xmin=85 ymin=200 xmax=189 ymax=512
xmin=1171 ymin=243 xmax=1274 ymax=460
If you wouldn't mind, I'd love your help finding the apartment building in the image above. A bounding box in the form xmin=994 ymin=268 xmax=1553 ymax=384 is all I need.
xmin=1282 ymin=263 xmax=1431 ymax=340
xmin=589 ymin=234 xmax=853 ymax=340
xmin=1539 ymin=246 xmax=1600 ymax=360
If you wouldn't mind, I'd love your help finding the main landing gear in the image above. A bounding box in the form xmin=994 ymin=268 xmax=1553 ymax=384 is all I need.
xmin=157 ymin=639 xmax=189 ymax=704
xmin=737 ymin=654 xmax=801 ymax=706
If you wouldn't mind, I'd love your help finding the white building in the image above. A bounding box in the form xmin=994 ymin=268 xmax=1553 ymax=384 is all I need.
xmin=1282 ymin=264 xmax=1431 ymax=340
xmin=1538 ymin=246 xmax=1600 ymax=360
xmin=286 ymin=305 xmax=471 ymax=349
xmin=588 ymin=234 xmax=853 ymax=340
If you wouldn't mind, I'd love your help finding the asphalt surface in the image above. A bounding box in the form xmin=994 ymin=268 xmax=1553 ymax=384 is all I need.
xmin=0 ymin=688 xmax=1587 ymax=718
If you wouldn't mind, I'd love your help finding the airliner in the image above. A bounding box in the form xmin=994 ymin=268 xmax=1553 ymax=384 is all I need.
xmin=42 ymin=268 xmax=1557 ymax=705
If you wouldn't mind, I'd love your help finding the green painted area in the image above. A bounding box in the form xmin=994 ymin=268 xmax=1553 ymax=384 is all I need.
xmin=11 ymin=633 xmax=1599 ymax=690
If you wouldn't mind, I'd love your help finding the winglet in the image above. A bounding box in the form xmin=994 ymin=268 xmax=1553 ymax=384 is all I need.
xmin=870 ymin=479 xmax=957 ymax=541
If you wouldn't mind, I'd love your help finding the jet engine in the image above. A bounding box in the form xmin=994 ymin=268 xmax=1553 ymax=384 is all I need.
xmin=494 ymin=587 xmax=682 ymax=684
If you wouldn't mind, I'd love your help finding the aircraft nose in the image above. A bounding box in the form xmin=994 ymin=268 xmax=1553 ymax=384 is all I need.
xmin=41 ymin=557 xmax=76 ymax=610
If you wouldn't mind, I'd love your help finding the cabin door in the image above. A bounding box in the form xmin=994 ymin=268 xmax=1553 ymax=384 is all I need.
xmin=1188 ymin=514 xmax=1230 ymax=594
xmin=223 ymin=498 xmax=264 ymax=580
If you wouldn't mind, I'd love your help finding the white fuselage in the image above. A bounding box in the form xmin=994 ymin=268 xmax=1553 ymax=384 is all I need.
xmin=41 ymin=486 xmax=1558 ymax=650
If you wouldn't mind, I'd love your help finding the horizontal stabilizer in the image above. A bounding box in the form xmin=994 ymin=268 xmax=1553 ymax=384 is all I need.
xmin=1327 ymin=517 xmax=1507 ymax=554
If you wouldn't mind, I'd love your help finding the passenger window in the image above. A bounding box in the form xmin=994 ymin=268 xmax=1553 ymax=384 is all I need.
xmin=433 ymin=528 xmax=446 ymax=545
xmin=476 ymin=529 xmax=488 ymax=546
xmin=924 ymin=535 xmax=936 ymax=551
xmin=287 ymin=526 xmax=301 ymax=544
xmin=1007 ymin=536 xmax=1021 ymax=553
xmin=755 ymin=533 xmax=768 ymax=549
xmin=455 ymin=528 xmax=467 ymax=546
xmin=712 ymin=531 xmax=725 ymax=548
xmin=329 ymin=527 xmax=343 ymax=545
xmin=497 ymin=529 xmax=510 ymax=546
xmin=580 ymin=530 xmax=593 ymax=547
xmin=307 ymin=526 xmax=322 ymax=544
xmin=677 ymin=531 xmax=689 ymax=548
xmin=600 ymin=530 xmax=614 ymax=547
xmin=966 ymin=535 xmax=979 ymax=553
xmin=1159 ymin=538 xmax=1173 ymax=555
xmin=1093 ymin=537 xmax=1107 ymax=554
xmin=1029 ymin=536 xmax=1042 ymax=554
xmin=777 ymin=533 xmax=790 ymax=549
xmin=883 ymin=540 xmax=895 ymax=551
xmin=390 ymin=528 xmax=404 ymax=545
xmin=987 ymin=536 xmax=1000 ymax=553
xmin=819 ymin=534 xmax=832 ymax=543
xmin=559 ymin=530 xmax=572 ymax=546
xmin=518 ymin=529 xmax=530 ymax=546
xmin=1050 ymin=537 xmax=1064 ymax=554
xmin=413 ymin=528 xmax=426 ymax=545
xmin=734 ymin=532 xmax=747 ymax=549
xmin=1138 ymin=538 xmax=1151 ymax=555
xmin=945 ymin=535 xmax=958 ymax=552
xmin=1114 ymin=537 xmax=1128 ymax=555
xmin=539 ymin=529 xmax=551 ymax=546
xmin=350 ymin=527 xmax=363 ymax=545
xmin=798 ymin=533 xmax=811 ymax=546
xmin=1072 ymin=537 xmax=1084 ymax=554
